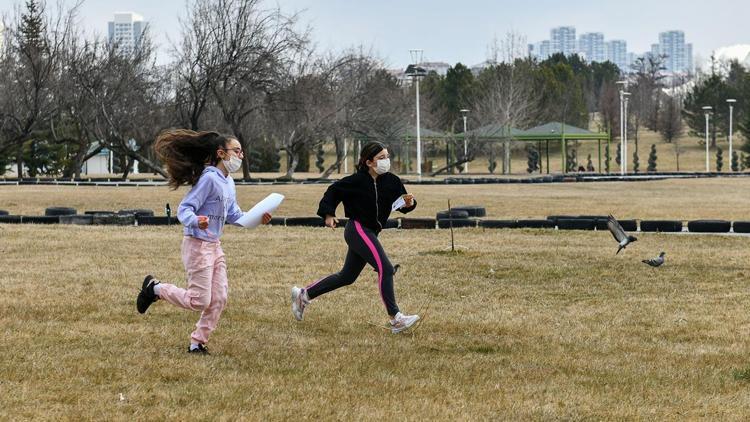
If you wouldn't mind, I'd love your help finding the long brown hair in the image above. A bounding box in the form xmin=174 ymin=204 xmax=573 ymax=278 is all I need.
xmin=154 ymin=129 xmax=234 ymax=189
xmin=356 ymin=141 xmax=386 ymax=172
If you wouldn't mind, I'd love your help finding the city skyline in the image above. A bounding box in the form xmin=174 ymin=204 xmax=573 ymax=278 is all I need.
xmin=0 ymin=0 xmax=747 ymax=69
xmin=529 ymin=27 xmax=694 ymax=74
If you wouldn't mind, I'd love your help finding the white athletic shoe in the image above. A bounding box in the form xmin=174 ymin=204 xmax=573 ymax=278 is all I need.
xmin=291 ymin=286 xmax=309 ymax=321
xmin=390 ymin=312 xmax=420 ymax=334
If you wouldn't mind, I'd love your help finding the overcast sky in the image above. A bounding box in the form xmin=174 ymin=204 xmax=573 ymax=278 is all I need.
xmin=1 ymin=0 xmax=747 ymax=67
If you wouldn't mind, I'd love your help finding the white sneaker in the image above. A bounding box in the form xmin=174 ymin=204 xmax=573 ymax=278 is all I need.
xmin=390 ymin=312 xmax=420 ymax=334
xmin=291 ymin=286 xmax=309 ymax=321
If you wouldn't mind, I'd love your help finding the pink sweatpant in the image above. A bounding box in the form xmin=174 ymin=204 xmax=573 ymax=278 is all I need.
xmin=158 ymin=236 xmax=228 ymax=345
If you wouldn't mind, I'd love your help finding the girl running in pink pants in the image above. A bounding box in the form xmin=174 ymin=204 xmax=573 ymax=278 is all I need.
xmin=136 ymin=129 xmax=271 ymax=354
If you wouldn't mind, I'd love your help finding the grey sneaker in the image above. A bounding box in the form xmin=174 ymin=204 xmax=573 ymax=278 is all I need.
xmin=390 ymin=312 xmax=420 ymax=334
xmin=291 ymin=286 xmax=310 ymax=321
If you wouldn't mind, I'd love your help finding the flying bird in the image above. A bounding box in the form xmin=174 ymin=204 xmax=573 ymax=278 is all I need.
xmin=642 ymin=252 xmax=666 ymax=267
xmin=607 ymin=215 xmax=638 ymax=255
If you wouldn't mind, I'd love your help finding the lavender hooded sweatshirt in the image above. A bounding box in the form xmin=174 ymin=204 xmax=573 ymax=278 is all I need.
xmin=178 ymin=166 xmax=244 ymax=242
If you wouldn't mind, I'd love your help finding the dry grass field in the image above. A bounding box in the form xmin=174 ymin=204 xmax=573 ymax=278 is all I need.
xmin=2 ymin=180 xmax=750 ymax=420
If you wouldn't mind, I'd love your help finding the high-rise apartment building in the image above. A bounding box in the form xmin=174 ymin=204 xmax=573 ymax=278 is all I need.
xmin=108 ymin=12 xmax=145 ymax=55
xmin=551 ymin=26 xmax=576 ymax=56
xmin=606 ymin=40 xmax=628 ymax=71
xmin=654 ymin=30 xmax=692 ymax=73
xmin=578 ymin=32 xmax=605 ymax=63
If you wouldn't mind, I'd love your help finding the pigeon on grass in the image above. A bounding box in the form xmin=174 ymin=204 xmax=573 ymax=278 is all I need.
xmin=642 ymin=252 xmax=665 ymax=267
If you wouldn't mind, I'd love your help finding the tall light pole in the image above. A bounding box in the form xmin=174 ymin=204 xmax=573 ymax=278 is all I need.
xmin=703 ymin=106 xmax=712 ymax=172
xmin=623 ymin=91 xmax=631 ymax=174
xmin=615 ymin=80 xmax=628 ymax=175
xmin=728 ymin=99 xmax=736 ymax=170
xmin=408 ymin=49 xmax=425 ymax=178
xmin=460 ymin=108 xmax=470 ymax=173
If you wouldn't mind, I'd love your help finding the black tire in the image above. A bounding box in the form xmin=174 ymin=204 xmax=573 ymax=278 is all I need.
xmin=118 ymin=209 xmax=154 ymax=217
xmin=92 ymin=214 xmax=135 ymax=225
xmin=438 ymin=218 xmax=478 ymax=229
xmin=45 ymin=206 xmax=77 ymax=216
xmin=556 ymin=218 xmax=596 ymax=230
xmin=85 ymin=210 xmax=115 ymax=215
xmin=0 ymin=210 xmax=9 ymax=216
xmin=0 ymin=215 xmax=22 ymax=224
xmin=285 ymin=217 xmax=326 ymax=227
xmin=640 ymin=220 xmax=682 ymax=232
xmin=59 ymin=214 xmax=93 ymax=225
xmin=546 ymin=215 xmax=578 ymax=226
xmin=479 ymin=220 xmax=518 ymax=229
xmin=452 ymin=206 xmax=487 ymax=217
xmin=618 ymin=220 xmax=638 ymax=232
xmin=516 ymin=219 xmax=554 ymax=229
xmin=21 ymin=215 xmax=60 ymax=224
xmin=732 ymin=221 xmax=750 ymax=233
xmin=136 ymin=216 xmax=178 ymax=226
xmin=401 ymin=218 xmax=436 ymax=229
xmin=384 ymin=219 xmax=399 ymax=229
xmin=687 ymin=220 xmax=731 ymax=233
xmin=436 ymin=210 xmax=470 ymax=220
xmin=268 ymin=217 xmax=286 ymax=226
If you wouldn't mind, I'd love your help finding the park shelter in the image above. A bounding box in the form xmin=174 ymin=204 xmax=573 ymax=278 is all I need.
xmin=516 ymin=122 xmax=611 ymax=173
xmin=459 ymin=121 xmax=610 ymax=173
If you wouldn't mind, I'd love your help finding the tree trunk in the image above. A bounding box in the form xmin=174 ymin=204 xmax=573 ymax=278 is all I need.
xmin=16 ymin=144 xmax=23 ymax=178
xmin=430 ymin=156 xmax=474 ymax=177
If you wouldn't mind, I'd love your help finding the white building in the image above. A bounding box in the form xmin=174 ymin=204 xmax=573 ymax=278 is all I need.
xmin=606 ymin=40 xmax=629 ymax=71
xmin=108 ymin=12 xmax=145 ymax=55
xmin=652 ymin=31 xmax=693 ymax=74
xmin=578 ymin=32 xmax=605 ymax=63
xmin=551 ymin=26 xmax=576 ymax=56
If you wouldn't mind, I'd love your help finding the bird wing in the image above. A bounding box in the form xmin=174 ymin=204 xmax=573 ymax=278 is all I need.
xmin=607 ymin=215 xmax=627 ymax=243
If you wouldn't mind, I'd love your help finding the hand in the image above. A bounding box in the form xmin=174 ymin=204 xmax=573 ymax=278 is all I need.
xmin=197 ymin=215 xmax=209 ymax=230
xmin=261 ymin=212 xmax=272 ymax=225
xmin=325 ymin=215 xmax=339 ymax=229
xmin=402 ymin=194 xmax=415 ymax=207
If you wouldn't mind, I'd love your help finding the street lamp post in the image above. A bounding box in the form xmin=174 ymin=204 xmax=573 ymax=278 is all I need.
xmin=460 ymin=108 xmax=470 ymax=173
xmin=728 ymin=99 xmax=736 ymax=171
xmin=408 ymin=49 xmax=425 ymax=178
xmin=615 ymin=80 xmax=628 ymax=175
xmin=702 ymin=106 xmax=712 ymax=172
xmin=623 ymin=91 xmax=630 ymax=174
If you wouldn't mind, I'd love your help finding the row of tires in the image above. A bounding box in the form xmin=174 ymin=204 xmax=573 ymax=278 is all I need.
xmin=1 ymin=213 xmax=747 ymax=232
xmin=0 ymin=208 xmax=747 ymax=232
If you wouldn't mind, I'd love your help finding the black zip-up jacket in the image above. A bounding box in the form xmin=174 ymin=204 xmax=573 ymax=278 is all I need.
xmin=317 ymin=169 xmax=417 ymax=232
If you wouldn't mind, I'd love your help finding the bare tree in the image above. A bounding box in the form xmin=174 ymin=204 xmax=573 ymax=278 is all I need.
xmin=187 ymin=0 xmax=308 ymax=180
xmin=0 ymin=0 xmax=79 ymax=177
xmin=68 ymin=30 xmax=171 ymax=178
xmin=473 ymin=59 xmax=539 ymax=174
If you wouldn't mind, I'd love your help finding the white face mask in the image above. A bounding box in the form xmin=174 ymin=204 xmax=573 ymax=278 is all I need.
xmin=375 ymin=158 xmax=390 ymax=175
xmin=223 ymin=155 xmax=243 ymax=173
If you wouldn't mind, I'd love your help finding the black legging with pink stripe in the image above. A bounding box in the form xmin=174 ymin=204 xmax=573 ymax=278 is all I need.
xmin=305 ymin=220 xmax=399 ymax=316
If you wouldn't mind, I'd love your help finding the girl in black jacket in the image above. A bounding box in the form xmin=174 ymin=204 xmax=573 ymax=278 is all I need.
xmin=290 ymin=142 xmax=421 ymax=333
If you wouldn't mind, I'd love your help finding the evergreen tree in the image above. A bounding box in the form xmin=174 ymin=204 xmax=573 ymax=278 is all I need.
xmin=732 ymin=150 xmax=739 ymax=172
xmin=632 ymin=151 xmax=640 ymax=173
xmin=615 ymin=143 xmax=621 ymax=166
xmin=716 ymin=147 xmax=723 ymax=172
xmin=586 ymin=154 xmax=594 ymax=172
xmin=647 ymin=144 xmax=657 ymax=172
xmin=315 ymin=144 xmax=325 ymax=172
xmin=526 ymin=146 xmax=540 ymax=173
xmin=604 ymin=144 xmax=611 ymax=173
